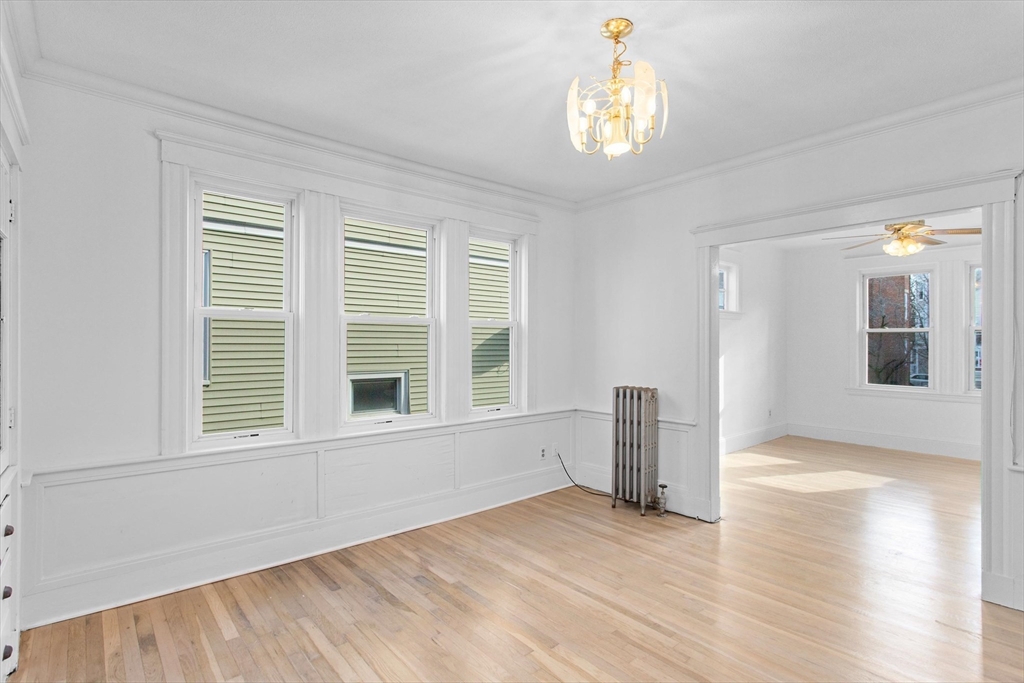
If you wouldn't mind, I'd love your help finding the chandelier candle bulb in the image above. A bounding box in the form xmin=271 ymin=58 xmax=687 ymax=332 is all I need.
xmin=566 ymin=18 xmax=669 ymax=158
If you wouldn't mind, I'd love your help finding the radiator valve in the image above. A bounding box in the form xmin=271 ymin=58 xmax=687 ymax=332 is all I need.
xmin=656 ymin=484 xmax=667 ymax=517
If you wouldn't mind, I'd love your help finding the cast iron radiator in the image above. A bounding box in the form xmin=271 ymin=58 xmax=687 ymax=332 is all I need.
xmin=611 ymin=386 xmax=659 ymax=515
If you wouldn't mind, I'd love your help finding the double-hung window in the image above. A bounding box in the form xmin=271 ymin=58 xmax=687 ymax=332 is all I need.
xmin=864 ymin=272 xmax=931 ymax=388
xmin=718 ymin=262 xmax=738 ymax=313
xmin=194 ymin=189 xmax=294 ymax=441
xmin=469 ymin=236 xmax=516 ymax=410
xmin=970 ymin=265 xmax=982 ymax=390
xmin=342 ymin=218 xmax=434 ymax=421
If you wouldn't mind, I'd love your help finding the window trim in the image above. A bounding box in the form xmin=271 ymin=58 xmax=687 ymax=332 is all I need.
xmin=468 ymin=230 xmax=522 ymax=416
xmin=859 ymin=266 xmax=936 ymax=393
xmin=339 ymin=207 xmax=440 ymax=431
xmin=189 ymin=178 xmax=299 ymax=449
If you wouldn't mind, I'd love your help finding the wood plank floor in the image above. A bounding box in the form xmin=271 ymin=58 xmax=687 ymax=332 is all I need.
xmin=11 ymin=436 xmax=1024 ymax=682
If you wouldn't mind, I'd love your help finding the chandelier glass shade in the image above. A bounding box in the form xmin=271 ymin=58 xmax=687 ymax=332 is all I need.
xmin=882 ymin=236 xmax=925 ymax=257
xmin=567 ymin=18 xmax=668 ymax=160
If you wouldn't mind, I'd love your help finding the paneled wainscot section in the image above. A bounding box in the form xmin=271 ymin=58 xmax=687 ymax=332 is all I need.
xmin=18 ymin=412 xmax=575 ymax=628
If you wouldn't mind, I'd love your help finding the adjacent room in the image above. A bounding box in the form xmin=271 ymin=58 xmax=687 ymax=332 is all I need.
xmin=0 ymin=1 xmax=1021 ymax=681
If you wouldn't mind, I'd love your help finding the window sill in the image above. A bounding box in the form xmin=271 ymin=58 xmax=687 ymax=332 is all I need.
xmin=719 ymin=310 xmax=742 ymax=320
xmin=845 ymin=386 xmax=981 ymax=404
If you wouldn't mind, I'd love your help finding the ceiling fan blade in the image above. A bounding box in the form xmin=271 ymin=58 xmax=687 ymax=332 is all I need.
xmin=842 ymin=237 xmax=889 ymax=251
xmin=911 ymin=235 xmax=946 ymax=246
xmin=822 ymin=234 xmax=889 ymax=240
xmin=926 ymin=228 xmax=982 ymax=235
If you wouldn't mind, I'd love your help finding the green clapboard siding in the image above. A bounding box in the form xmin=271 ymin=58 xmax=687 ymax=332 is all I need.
xmin=347 ymin=323 xmax=429 ymax=414
xmin=472 ymin=327 xmax=511 ymax=408
xmin=469 ymin=238 xmax=510 ymax=320
xmin=203 ymin=318 xmax=285 ymax=433
xmin=201 ymin=192 xmax=287 ymax=434
xmin=345 ymin=220 xmax=427 ymax=316
xmin=469 ymin=238 xmax=511 ymax=407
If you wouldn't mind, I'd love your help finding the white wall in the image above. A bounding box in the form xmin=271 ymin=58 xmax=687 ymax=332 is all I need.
xmin=15 ymin=78 xmax=579 ymax=626
xmin=784 ymin=244 xmax=981 ymax=459
xmin=573 ymin=89 xmax=1023 ymax=607
xmin=719 ymin=243 xmax=788 ymax=453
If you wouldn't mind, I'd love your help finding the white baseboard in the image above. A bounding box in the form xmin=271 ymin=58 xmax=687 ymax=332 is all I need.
xmin=21 ymin=468 xmax=571 ymax=629
xmin=786 ymin=423 xmax=980 ymax=461
xmin=982 ymin=571 xmax=1024 ymax=611
xmin=721 ymin=423 xmax=788 ymax=455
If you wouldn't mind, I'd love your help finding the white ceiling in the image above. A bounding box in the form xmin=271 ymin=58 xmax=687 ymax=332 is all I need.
xmin=12 ymin=1 xmax=1024 ymax=203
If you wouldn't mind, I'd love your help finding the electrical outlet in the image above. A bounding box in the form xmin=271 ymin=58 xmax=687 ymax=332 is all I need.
xmin=768 ymin=409 xmax=772 ymax=418
xmin=552 ymin=442 xmax=559 ymax=460
xmin=540 ymin=447 xmax=547 ymax=461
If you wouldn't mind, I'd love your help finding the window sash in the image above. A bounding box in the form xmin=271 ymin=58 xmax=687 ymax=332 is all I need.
xmin=470 ymin=320 xmax=516 ymax=411
xmin=861 ymin=269 xmax=933 ymax=390
xmin=469 ymin=233 xmax=518 ymax=411
xmin=192 ymin=309 xmax=293 ymax=442
xmin=969 ymin=264 xmax=982 ymax=391
xmin=190 ymin=182 xmax=297 ymax=448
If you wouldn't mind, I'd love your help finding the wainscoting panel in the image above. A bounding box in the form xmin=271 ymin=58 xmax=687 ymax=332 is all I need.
xmin=19 ymin=411 xmax=576 ymax=628
xmin=324 ymin=435 xmax=456 ymax=517
xmin=459 ymin=416 xmax=572 ymax=488
xmin=37 ymin=451 xmax=318 ymax=582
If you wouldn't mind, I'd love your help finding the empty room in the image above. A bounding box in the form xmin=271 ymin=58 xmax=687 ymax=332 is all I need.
xmin=0 ymin=1 xmax=1022 ymax=682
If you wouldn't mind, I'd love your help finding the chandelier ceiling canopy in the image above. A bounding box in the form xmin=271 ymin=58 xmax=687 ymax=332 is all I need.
xmin=566 ymin=18 xmax=669 ymax=160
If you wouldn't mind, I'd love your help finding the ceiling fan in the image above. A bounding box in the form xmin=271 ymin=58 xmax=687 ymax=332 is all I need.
xmin=823 ymin=220 xmax=982 ymax=256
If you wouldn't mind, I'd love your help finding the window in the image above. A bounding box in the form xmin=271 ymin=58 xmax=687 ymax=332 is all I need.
xmin=196 ymin=190 xmax=293 ymax=439
xmin=970 ymin=265 xmax=982 ymax=390
xmin=469 ymin=236 xmax=516 ymax=410
xmin=718 ymin=262 xmax=738 ymax=312
xmin=343 ymin=219 xmax=433 ymax=420
xmin=864 ymin=272 xmax=930 ymax=387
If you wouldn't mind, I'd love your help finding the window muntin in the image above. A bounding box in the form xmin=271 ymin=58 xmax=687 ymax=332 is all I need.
xmin=469 ymin=237 xmax=515 ymax=409
xmin=343 ymin=220 xmax=433 ymax=420
xmin=971 ymin=266 xmax=982 ymax=390
xmin=196 ymin=190 xmax=292 ymax=439
xmin=865 ymin=273 xmax=931 ymax=387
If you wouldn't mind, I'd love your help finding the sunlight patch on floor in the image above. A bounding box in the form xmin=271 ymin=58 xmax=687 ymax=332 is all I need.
xmin=723 ymin=452 xmax=800 ymax=468
xmin=742 ymin=470 xmax=895 ymax=492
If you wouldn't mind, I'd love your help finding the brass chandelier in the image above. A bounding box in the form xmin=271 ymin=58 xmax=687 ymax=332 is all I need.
xmin=566 ymin=18 xmax=668 ymax=159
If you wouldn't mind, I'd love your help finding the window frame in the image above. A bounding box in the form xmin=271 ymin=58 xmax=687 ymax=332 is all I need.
xmin=339 ymin=208 xmax=440 ymax=430
xmin=189 ymin=178 xmax=299 ymax=448
xmin=859 ymin=266 xmax=936 ymax=393
xmin=718 ymin=261 xmax=739 ymax=315
xmin=468 ymin=231 xmax=520 ymax=415
xmin=968 ymin=263 xmax=982 ymax=393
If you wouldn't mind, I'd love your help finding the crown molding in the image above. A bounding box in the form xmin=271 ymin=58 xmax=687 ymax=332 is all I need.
xmin=577 ymin=79 xmax=1024 ymax=214
xmin=157 ymin=130 xmax=542 ymax=227
xmin=11 ymin=51 xmax=575 ymax=215
xmin=0 ymin=2 xmax=31 ymax=146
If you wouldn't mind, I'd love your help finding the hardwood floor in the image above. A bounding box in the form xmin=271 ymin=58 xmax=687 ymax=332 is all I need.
xmin=11 ymin=436 xmax=1024 ymax=682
